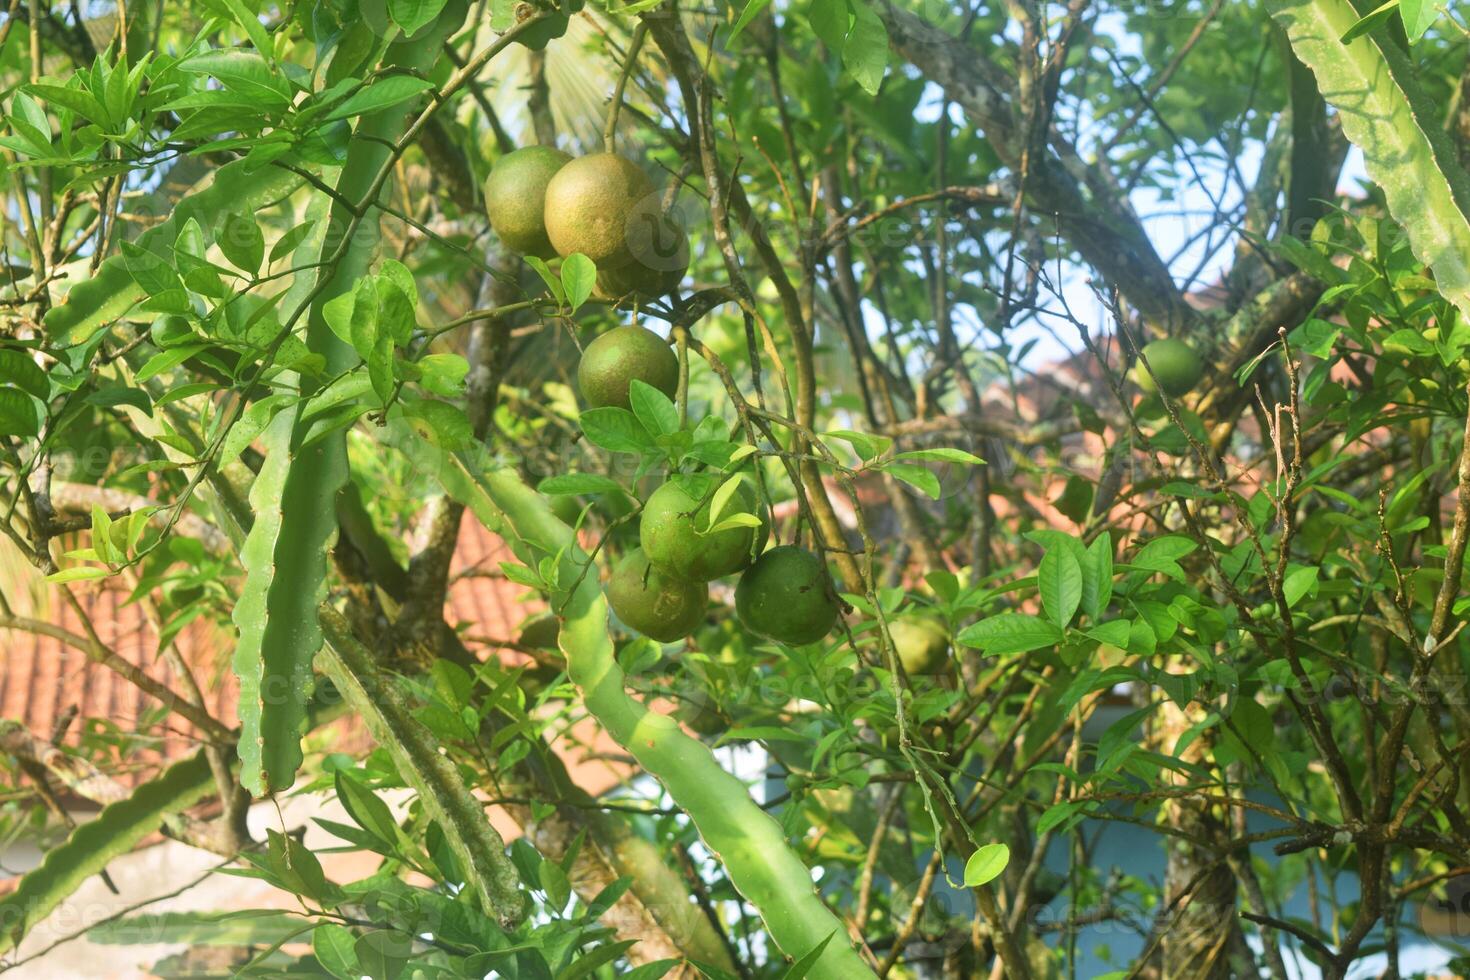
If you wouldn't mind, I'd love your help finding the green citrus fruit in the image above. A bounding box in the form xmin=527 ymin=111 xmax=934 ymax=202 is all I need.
xmin=674 ymin=698 xmax=727 ymax=736
xmin=888 ymin=616 xmax=950 ymax=675
xmin=640 ymin=475 xmax=765 ymax=582
xmin=1131 ymin=338 xmax=1203 ymax=397
xmin=517 ymin=613 xmax=560 ymax=650
xmin=596 ymin=211 xmax=689 ymax=300
xmin=543 ymin=152 xmax=656 ymax=269
xmin=484 ymin=146 xmax=572 ymax=258
xmin=549 ymin=494 xmax=585 ymax=526
xmin=576 ymin=325 xmax=679 ymax=409
xmin=735 ymin=545 xmax=840 ymax=646
xmin=605 ymin=548 xmax=708 ymax=642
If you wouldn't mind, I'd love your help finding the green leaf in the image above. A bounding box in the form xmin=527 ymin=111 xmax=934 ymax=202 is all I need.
xmin=416 ymin=353 xmax=467 ymax=397
xmin=1283 ymin=564 xmax=1319 ymax=608
xmin=389 ymin=0 xmax=449 ymax=36
xmin=325 ymin=75 xmax=434 ymax=122
xmin=539 ymin=473 xmax=625 ymax=495
xmin=561 ymin=940 xmax=640 ymax=979
xmin=1081 ymin=534 xmax=1114 ymax=622
xmin=367 ymin=336 xmax=394 ymax=402
xmin=1271 ymin=0 xmax=1470 ymax=324
xmin=1085 ymin=620 xmax=1131 ymax=647
xmin=808 ymin=0 xmax=850 ymax=50
xmin=219 ymin=212 xmax=265 ymax=275
xmin=629 ymin=378 xmax=678 ymax=437
xmin=581 ymin=406 xmax=654 ymax=454
xmin=842 ymin=0 xmax=888 ymax=95
xmin=892 ymin=447 xmax=985 ymax=466
xmin=334 ymin=770 xmax=400 ymax=846
xmin=350 ymin=277 xmax=380 ymax=358
xmin=1130 ymin=535 xmax=1197 ymax=581
xmin=728 ymin=0 xmax=775 ymax=41
xmin=45 ymin=566 xmax=110 ymax=583
xmin=524 ymin=255 xmax=566 ymax=304
xmin=1039 ymin=546 xmax=1083 ymax=628
xmin=1339 ymin=0 xmax=1398 ymax=43
xmin=26 ymin=82 xmax=108 ymax=126
xmin=560 ymin=253 xmax=596 ymax=312
xmin=270 ymin=221 xmax=315 ymax=263
xmin=219 ymin=393 xmax=294 ymax=466
xmin=135 ymin=344 xmax=205 ymax=384
xmin=1398 ymin=0 xmax=1439 ymax=41
xmin=706 ymin=512 xmax=764 ymax=534
xmin=884 ymin=462 xmax=941 ymax=500
xmin=778 ymin=932 xmax=836 ymax=979
xmin=220 ymin=0 xmax=276 ymax=60
xmin=376 ymin=277 xmax=416 ymax=345
xmin=86 ymin=382 xmax=152 ymax=414
xmin=707 ymin=476 xmax=745 ymax=529
xmin=178 ymin=50 xmax=292 ymax=105
xmin=957 ymin=614 xmax=1063 ymax=655
xmin=0 ymin=350 xmax=49 ymax=400
xmin=826 ymin=428 xmax=891 ymax=461
xmin=313 ymin=923 xmax=361 ymax=979
xmin=355 ymin=930 xmax=413 ymax=980
xmin=90 ymin=504 xmax=116 ymax=563
xmin=88 ymin=910 xmax=302 ymax=947
xmin=962 ymin=843 xmax=1009 ymax=888
xmin=0 ymin=753 xmax=214 ymax=956
xmin=120 ymin=241 xmax=184 ymax=296
xmin=0 ymin=388 xmax=41 ymax=437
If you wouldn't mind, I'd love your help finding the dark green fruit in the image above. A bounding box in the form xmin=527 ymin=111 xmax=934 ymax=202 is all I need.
xmin=543 ymin=153 xmax=656 ymax=268
xmin=888 ymin=617 xmax=950 ymax=675
xmin=605 ymin=548 xmax=708 ymax=642
xmin=577 ymin=325 xmax=679 ymax=409
xmin=518 ymin=613 xmax=560 ymax=650
xmin=596 ymin=211 xmax=689 ymax=300
xmin=675 ymin=698 xmax=727 ymax=736
xmin=640 ymin=476 xmax=765 ymax=582
xmin=484 ymin=146 xmax=572 ymax=258
xmin=550 ymin=494 xmax=584 ymax=526
xmin=1131 ymin=338 xmax=1202 ymax=397
xmin=735 ymin=545 xmax=839 ymax=646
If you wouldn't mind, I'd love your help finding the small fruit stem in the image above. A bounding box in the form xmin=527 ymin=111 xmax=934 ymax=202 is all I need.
xmin=604 ymin=21 xmax=648 ymax=153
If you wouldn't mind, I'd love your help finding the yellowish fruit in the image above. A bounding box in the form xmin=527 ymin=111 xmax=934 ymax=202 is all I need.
xmin=596 ymin=211 xmax=689 ymax=300
xmin=889 ymin=617 xmax=950 ymax=675
xmin=543 ymin=153 xmax=656 ymax=269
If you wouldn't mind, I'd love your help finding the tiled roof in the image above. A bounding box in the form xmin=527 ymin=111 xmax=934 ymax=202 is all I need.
xmin=0 ymin=519 xmax=534 ymax=777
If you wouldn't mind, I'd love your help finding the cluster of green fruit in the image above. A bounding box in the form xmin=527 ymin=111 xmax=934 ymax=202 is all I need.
xmin=570 ymin=330 xmax=840 ymax=648
xmin=485 ymin=147 xmax=689 ymax=301
xmin=487 ymin=147 xmax=957 ymax=670
xmin=607 ymin=477 xmax=840 ymax=648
